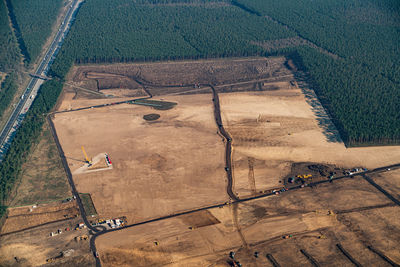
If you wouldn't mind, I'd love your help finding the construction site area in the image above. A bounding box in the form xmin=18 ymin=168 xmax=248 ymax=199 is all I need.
xmin=1 ymin=57 xmax=399 ymax=266
xmin=0 ymin=199 xmax=94 ymax=266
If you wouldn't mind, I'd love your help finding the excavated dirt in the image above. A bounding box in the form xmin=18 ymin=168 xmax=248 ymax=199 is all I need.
xmin=1 ymin=201 xmax=79 ymax=235
xmin=48 ymin=57 xmax=400 ymax=267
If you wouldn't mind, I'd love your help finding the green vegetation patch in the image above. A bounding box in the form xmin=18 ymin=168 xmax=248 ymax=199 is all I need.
xmin=79 ymin=193 xmax=97 ymax=216
xmin=0 ymin=79 xmax=64 ymax=219
xmin=50 ymin=0 xmax=294 ymax=78
xmin=10 ymin=124 xmax=70 ymax=206
xmin=8 ymin=0 xmax=63 ymax=64
xmin=0 ymin=73 xmax=18 ymax=119
xmin=237 ymin=0 xmax=400 ymax=145
xmin=47 ymin=0 xmax=400 ymax=146
xmin=143 ymin=113 xmax=161 ymax=121
xmin=133 ymin=99 xmax=177 ymax=110
xmin=0 ymin=0 xmax=19 ymax=72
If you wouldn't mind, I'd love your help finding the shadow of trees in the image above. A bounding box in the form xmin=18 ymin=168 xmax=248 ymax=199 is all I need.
xmin=294 ymin=72 xmax=342 ymax=143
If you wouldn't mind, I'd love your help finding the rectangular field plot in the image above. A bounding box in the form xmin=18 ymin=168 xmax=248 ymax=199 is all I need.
xmin=53 ymin=93 xmax=227 ymax=223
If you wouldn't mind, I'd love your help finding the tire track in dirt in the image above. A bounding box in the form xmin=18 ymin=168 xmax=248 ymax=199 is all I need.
xmin=248 ymin=157 xmax=257 ymax=195
xmin=231 ymin=202 xmax=259 ymax=266
xmin=0 ymin=216 xmax=76 ymax=237
xmin=48 ymin=77 xmax=400 ymax=266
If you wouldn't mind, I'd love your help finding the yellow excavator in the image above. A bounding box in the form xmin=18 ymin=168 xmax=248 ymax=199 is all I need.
xmin=81 ymin=146 xmax=92 ymax=167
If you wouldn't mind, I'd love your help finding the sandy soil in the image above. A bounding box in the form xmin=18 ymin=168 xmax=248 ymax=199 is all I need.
xmin=71 ymin=57 xmax=287 ymax=87
xmin=368 ymin=168 xmax=400 ymax=200
xmin=56 ymin=93 xmax=138 ymax=112
xmin=53 ymin=93 xmax=228 ymax=223
xmin=0 ymin=217 xmax=93 ymax=266
xmin=50 ymin=57 xmax=400 ymax=266
xmin=219 ymin=88 xmax=400 ymax=198
xmin=97 ymin=174 xmax=400 ymax=267
xmin=73 ymin=152 xmax=112 ymax=175
xmin=1 ymin=201 xmax=79 ymax=234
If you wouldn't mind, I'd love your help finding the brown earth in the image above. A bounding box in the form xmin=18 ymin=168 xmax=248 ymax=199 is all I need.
xmin=1 ymin=201 xmax=79 ymax=235
xmin=49 ymin=57 xmax=400 ymax=266
xmin=367 ymin=168 xmax=400 ymax=200
xmin=53 ymin=93 xmax=228 ymax=223
xmin=219 ymin=88 xmax=400 ymax=198
xmin=70 ymin=57 xmax=290 ymax=91
xmin=0 ymin=217 xmax=94 ymax=267
xmin=97 ymin=174 xmax=400 ymax=266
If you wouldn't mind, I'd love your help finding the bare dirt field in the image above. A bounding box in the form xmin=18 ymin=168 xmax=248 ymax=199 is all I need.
xmin=367 ymin=168 xmax=400 ymax=200
xmin=53 ymin=93 xmax=227 ymax=223
xmin=51 ymin=57 xmax=295 ymax=224
xmin=0 ymin=216 xmax=94 ymax=267
xmin=1 ymin=200 xmax=79 ymax=235
xmin=96 ymin=174 xmax=400 ymax=266
xmin=48 ymin=57 xmax=400 ymax=266
xmin=219 ymin=88 xmax=400 ymax=198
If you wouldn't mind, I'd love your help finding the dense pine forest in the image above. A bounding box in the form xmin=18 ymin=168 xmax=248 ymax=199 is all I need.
xmin=0 ymin=79 xmax=63 ymax=215
xmin=50 ymin=0 xmax=295 ymax=77
xmin=6 ymin=0 xmax=63 ymax=65
xmin=1 ymin=0 xmax=400 ymax=218
xmin=0 ymin=0 xmax=64 ymax=216
xmin=0 ymin=73 xmax=18 ymax=118
xmin=235 ymin=0 xmax=400 ymax=145
xmin=50 ymin=0 xmax=400 ymax=146
xmin=236 ymin=0 xmax=400 ymax=85
xmin=0 ymin=0 xmax=19 ymax=72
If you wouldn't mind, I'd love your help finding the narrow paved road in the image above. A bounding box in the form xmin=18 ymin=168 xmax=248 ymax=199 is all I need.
xmin=0 ymin=0 xmax=83 ymax=161
xmin=47 ymin=79 xmax=400 ymax=266
xmin=209 ymin=84 xmax=238 ymax=201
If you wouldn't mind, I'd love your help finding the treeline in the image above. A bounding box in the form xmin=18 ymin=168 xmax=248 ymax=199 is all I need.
xmin=236 ymin=0 xmax=400 ymax=84
xmin=0 ymin=0 xmax=64 ymax=220
xmin=50 ymin=0 xmax=294 ymax=77
xmin=0 ymin=0 xmax=19 ymax=72
xmin=0 ymin=79 xmax=63 ymax=217
xmin=49 ymin=0 xmax=400 ymax=145
xmin=7 ymin=0 xmax=63 ymax=65
xmin=235 ymin=0 xmax=400 ymax=145
xmin=0 ymin=73 xmax=18 ymax=118
xmin=281 ymin=47 xmax=400 ymax=145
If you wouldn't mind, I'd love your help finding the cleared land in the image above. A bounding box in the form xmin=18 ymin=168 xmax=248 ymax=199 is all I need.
xmin=219 ymin=87 xmax=400 ymax=198
xmin=33 ymin=57 xmax=400 ymax=266
xmin=96 ymin=175 xmax=400 ymax=266
xmin=0 ymin=200 xmax=78 ymax=235
xmin=53 ymin=93 xmax=227 ymax=223
xmin=0 ymin=216 xmax=94 ymax=266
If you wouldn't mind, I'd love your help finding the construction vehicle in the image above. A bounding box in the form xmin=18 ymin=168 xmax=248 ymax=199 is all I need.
xmin=81 ymin=146 xmax=92 ymax=167
xmin=228 ymin=259 xmax=242 ymax=267
xmin=75 ymin=235 xmax=88 ymax=241
xmin=297 ymin=174 xmax=312 ymax=179
xmin=46 ymin=258 xmax=56 ymax=263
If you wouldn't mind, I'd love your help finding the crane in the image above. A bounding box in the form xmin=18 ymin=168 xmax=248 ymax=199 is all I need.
xmin=81 ymin=146 xmax=92 ymax=167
